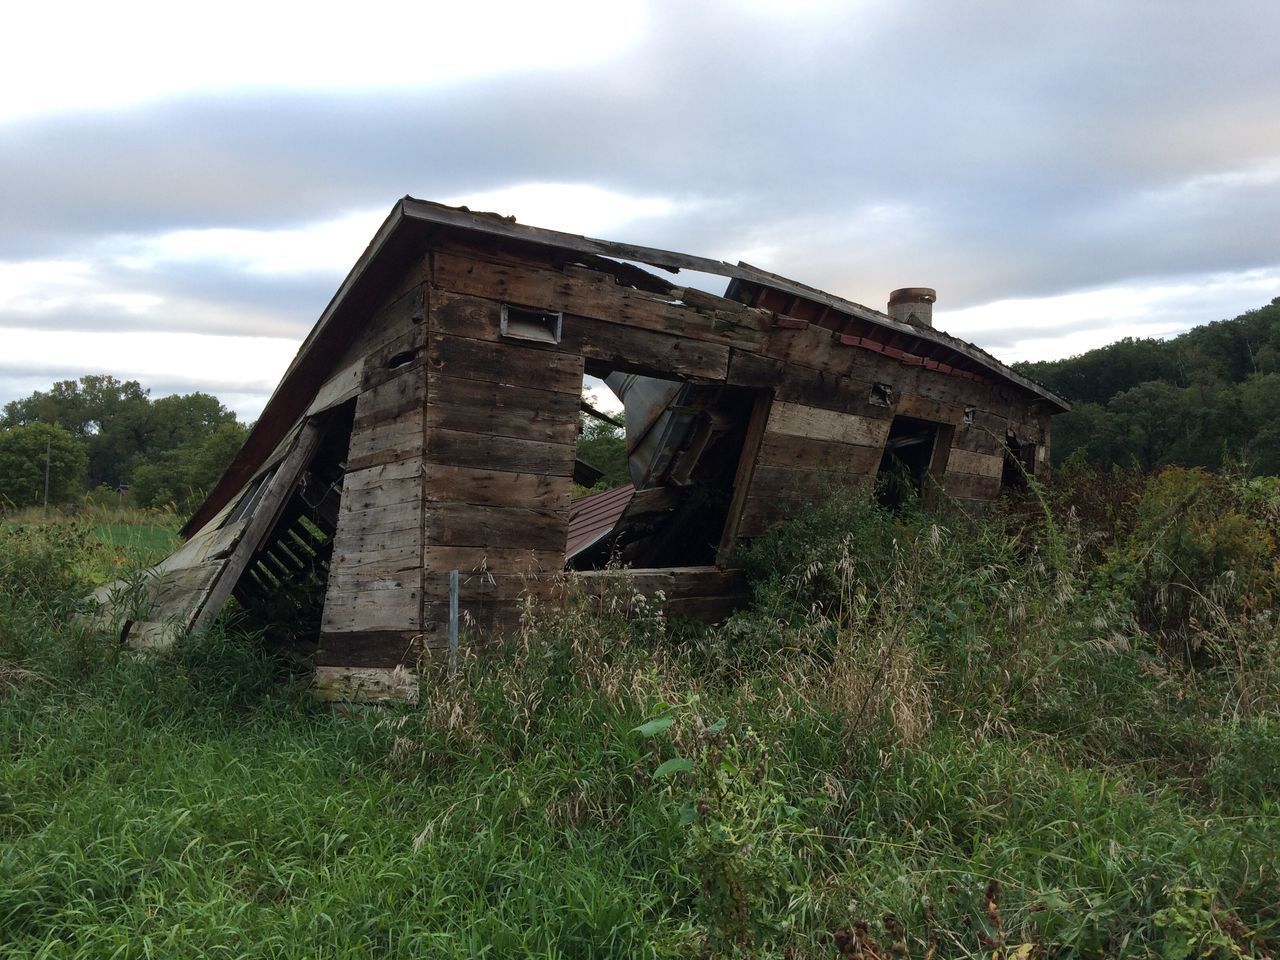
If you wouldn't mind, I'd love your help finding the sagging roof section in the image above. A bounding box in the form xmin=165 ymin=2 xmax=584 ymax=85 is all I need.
xmin=184 ymin=196 xmax=1069 ymax=537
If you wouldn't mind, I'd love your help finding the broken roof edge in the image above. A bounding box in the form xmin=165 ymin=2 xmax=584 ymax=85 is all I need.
xmin=182 ymin=195 xmax=1068 ymax=537
xmin=395 ymin=197 xmax=1069 ymax=412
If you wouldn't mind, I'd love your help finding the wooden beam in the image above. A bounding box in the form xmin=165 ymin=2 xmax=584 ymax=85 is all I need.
xmin=192 ymin=420 xmax=325 ymax=631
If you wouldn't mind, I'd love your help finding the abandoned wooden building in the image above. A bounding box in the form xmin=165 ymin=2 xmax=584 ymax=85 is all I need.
xmin=92 ymin=197 xmax=1069 ymax=700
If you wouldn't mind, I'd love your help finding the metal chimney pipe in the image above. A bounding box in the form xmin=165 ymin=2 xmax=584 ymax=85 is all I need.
xmin=888 ymin=287 xmax=936 ymax=328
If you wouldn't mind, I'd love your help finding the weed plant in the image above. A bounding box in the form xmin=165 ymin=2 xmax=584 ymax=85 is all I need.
xmin=0 ymin=468 xmax=1277 ymax=957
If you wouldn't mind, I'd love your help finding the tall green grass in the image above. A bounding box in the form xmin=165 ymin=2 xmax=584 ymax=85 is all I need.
xmin=0 ymin=468 xmax=1277 ymax=957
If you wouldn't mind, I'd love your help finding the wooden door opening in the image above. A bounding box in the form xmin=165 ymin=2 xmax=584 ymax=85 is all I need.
xmin=876 ymin=416 xmax=942 ymax=510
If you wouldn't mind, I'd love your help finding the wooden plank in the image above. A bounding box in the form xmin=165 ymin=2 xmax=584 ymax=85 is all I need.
xmin=352 ymin=370 xmax=425 ymax=429
xmin=772 ymin=368 xmax=888 ymax=419
xmin=331 ymin=502 xmax=422 ymax=539
xmin=360 ymin=324 xmax=427 ymax=391
xmin=893 ymin=393 xmax=966 ymax=426
xmin=423 ymin=463 xmax=570 ymax=510
xmin=562 ymin=314 xmax=729 ymax=381
xmin=428 ymin=332 xmax=583 ymax=393
xmin=346 ymin=408 xmax=424 ymax=471
xmin=717 ymin=391 xmax=773 ymax=561
xmin=422 ymin=545 xmax=564 ymax=576
xmin=766 ymin=401 xmax=891 ymax=448
xmin=312 ymin=665 xmax=419 ymax=703
xmin=425 ymin=428 xmax=576 ymax=477
xmin=341 ymin=459 xmax=422 ymax=501
xmin=320 ymin=584 xmax=421 ymax=633
xmin=747 ymin=463 xmax=869 ymax=502
xmin=431 ymin=255 xmax=766 ymax=350
xmin=422 ymin=571 xmax=561 ymax=606
xmin=192 ymin=421 xmax=325 ymax=631
xmin=426 ymin=501 xmax=570 ymax=553
xmin=430 ymin=289 xmax=731 ymax=382
xmin=315 ymin=631 xmax=426 ymax=668
xmin=725 ymin=349 xmax=785 ymax=389
xmin=572 ymin=566 xmax=746 ymax=600
xmin=307 ymin=359 xmax=364 ymax=416
xmin=941 ymin=471 xmax=1002 ymax=501
xmin=425 ymin=394 xmax=578 ymax=446
xmin=664 ymin=594 xmax=744 ymax=622
xmin=431 ymin=372 xmax=580 ymax=424
xmin=755 ymin=432 xmax=884 ymax=473
xmin=340 ymin=473 xmax=421 ymax=514
xmin=329 ymin=543 xmax=422 ymax=573
xmin=946 ymin=448 xmax=1004 ymax=479
xmin=341 ymin=281 xmax=427 ymax=366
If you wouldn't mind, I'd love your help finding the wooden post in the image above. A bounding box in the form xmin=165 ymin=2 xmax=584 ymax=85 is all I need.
xmin=448 ymin=569 xmax=459 ymax=677
xmin=42 ymin=437 xmax=51 ymax=511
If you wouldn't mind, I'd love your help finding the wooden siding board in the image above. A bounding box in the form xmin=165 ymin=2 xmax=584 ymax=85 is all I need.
xmin=765 ymin=401 xmax=892 ymax=448
xmin=428 ymin=332 xmax=584 ymax=393
xmin=432 ymin=251 xmax=766 ymax=350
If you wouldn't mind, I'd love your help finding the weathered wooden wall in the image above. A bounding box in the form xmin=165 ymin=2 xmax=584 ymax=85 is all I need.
xmin=314 ymin=260 xmax=430 ymax=698
xmin=307 ymin=237 xmax=1055 ymax=696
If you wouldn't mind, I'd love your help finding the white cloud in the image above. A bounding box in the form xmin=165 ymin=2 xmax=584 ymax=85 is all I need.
xmin=937 ymin=265 xmax=1280 ymax=363
xmin=1 ymin=0 xmax=646 ymax=122
xmin=444 ymin=184 xmax=679 ymax=239
xmin=117 ymin=208 xmax=389 ymax=276
xmin=1 ymin=327 xmax=298 ymax=420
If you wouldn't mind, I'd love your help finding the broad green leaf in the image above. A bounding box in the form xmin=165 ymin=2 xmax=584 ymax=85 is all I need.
xmin=632 ymin=716 xmax=673 ymax=737
xmin=678 ymin=803 xmax=699 ymax=825
xmin=653 ymin=757 xmax=693 ymax=778
xmin=705 ymin=718 xmax=726 ymax=734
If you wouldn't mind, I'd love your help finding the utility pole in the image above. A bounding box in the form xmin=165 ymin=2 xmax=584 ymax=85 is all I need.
xmin=43 ymin=437 xmax=51 ymax=511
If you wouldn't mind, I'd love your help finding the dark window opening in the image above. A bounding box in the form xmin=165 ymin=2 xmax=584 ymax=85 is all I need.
xmin=569 ymin=371 xmax=759 ymax=570
xmin=1001 ymin=432 xmax=1037 ymax=491
xmin=501 ymin=303 xmax=563 ymax=344
xmin=869 ymin=382 xmax=894 ymax=407
xmin=227 ymin=400 xmax=355 ymax=659
xmin=876 ymin=416 xmax=941 ymax=510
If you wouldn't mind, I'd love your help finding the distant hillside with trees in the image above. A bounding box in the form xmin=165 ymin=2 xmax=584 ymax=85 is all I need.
xmin=0 ymin=375 xmax=248 ymax=512
xmin=1016 ymin=297 xmax=1280 ymax=474
xmin=4 ymin=298 xmax=1277 ymax=512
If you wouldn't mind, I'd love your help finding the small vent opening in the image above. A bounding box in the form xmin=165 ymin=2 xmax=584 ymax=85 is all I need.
xmin=501 ymin=304 xmax=563 ymax=344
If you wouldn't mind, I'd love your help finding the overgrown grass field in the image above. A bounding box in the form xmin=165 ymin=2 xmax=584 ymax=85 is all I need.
xmin=1 ymin=468 xmax=1278 ymax=958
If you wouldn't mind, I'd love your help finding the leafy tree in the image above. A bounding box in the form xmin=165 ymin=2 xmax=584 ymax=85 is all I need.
xmin=1 ymin=375 xmax=151 ymax=489
xmin=147 ymin=393 xmax=238 ymax=453
xmin=1022 ymin=298 xmax=1280 ymax=474
xmin=0 ymin=423 xmax=88 ymax=508
xmin=130 ymin=421 xmax=250 ymax=514
xmin=577 ymin=415 xmax=630 ymax=489
xmin=3 ymin=377 xmax=244 ymax=493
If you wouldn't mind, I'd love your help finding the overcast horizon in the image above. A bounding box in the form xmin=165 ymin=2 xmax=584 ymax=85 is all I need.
xmin=4 ymin=0 xmax=1279 ymax=422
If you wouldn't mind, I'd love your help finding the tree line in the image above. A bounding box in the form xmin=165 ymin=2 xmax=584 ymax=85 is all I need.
xmin=1015 ymin=297 xmax=1280 ymax=474
xmin=0 ymin=376 xmax=248 ymax=513
xmin=4 ymin=296 xmax=1276 ymax=512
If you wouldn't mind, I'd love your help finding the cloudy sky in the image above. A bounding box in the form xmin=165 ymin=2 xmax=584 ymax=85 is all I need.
xmin=4 ymin=0 xmax=1279 ymax=420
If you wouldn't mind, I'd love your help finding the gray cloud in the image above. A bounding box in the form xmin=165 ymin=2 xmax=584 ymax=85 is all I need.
xmin=3 ymin=0 xmax=1279 ymax=408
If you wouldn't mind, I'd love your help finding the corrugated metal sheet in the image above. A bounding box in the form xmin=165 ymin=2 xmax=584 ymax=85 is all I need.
xmin=565 ymin=483 xmax=634 ymax=561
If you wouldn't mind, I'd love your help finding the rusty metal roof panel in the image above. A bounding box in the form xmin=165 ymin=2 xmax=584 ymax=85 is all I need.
xmin=565 ymin=483 xmax=635 ymax=560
